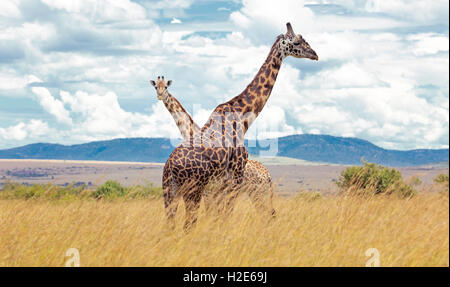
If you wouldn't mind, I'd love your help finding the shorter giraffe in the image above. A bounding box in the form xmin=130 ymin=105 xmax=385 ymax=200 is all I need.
xmin=150 ymin=76 xmax=275 ymax=217
xmin=150 ymin=76 xmax=197 ymax=143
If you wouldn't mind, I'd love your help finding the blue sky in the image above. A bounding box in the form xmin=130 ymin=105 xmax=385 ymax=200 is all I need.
xmin=0 ymin=0 xmax=448 ymax=150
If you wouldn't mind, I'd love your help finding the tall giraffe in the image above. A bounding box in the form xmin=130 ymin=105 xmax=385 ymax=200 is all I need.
xmin=163 ymin=23 xmax=318 ymax=231
xmin=150 ymin=76 xmax=275 ymax=216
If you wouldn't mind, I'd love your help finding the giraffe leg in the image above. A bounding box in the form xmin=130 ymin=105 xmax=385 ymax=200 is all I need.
xmin=223 ymin=188 xmax=239 ymax=217
xmin=164 ymin=186 xmax=179 ymax=230
xmin=217 ymin=171 xmax=243 ymax=217
xmin=249 ymin=187 xmax=266 ymax=213
xmin=183 ymin=185 xmax=203 ymax=233
xmin=205 ymin=178 xmax=230 ymax=216
xmin=249 ymin=183 xmax=276 ymax=218
xmin=203 ymin=188 xmax=216 ymax=216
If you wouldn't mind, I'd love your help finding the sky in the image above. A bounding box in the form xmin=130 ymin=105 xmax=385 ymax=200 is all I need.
xmin=0 ymin=0 xmax=448 ymax=150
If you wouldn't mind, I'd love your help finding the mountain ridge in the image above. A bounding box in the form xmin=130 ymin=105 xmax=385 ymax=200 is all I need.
xmin=0 ymin=134 xmax=448 ymax=167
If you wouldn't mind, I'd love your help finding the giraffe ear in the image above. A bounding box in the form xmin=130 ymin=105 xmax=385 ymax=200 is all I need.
xmin=150 ymin=80 xmax=156 ymax=87
xmin=167 ymin=80 xmax=172 ymax=87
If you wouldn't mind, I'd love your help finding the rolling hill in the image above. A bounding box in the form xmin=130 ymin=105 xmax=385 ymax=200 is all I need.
xmin=247 ymin=134 xmax=449 ymax=166
xmin=0 ymin=135 xmax=448 ymax=166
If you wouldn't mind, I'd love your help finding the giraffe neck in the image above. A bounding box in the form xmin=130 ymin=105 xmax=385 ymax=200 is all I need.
xmin=227 ymin=36 xmax=284 ymax=131
xmin=162 ymin=92 xmax=200 ymax=141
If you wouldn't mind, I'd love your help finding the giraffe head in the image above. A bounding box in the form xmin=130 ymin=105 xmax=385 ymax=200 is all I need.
xmin=279 ymin=22 xmax=318 ymax=61
xmin=150 ymin=76 xmax=172 ymax=100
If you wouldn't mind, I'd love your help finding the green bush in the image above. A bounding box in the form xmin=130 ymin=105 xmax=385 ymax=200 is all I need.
xmin=52 ymin=185 xmax=87 ymax=200
xmin=0 ymin=182 xmax=46 ymax=199
xmin=0 ymin=182 xmax=87 ymax=200
xmin=336 ymin=161 xmax=416 ymax=198
xmin=434 ymin=173 xmax=449 ymax=185
xmin=91 ymin=181 xmax=163 ymax=199
xmin=91 ymin=180 xmax=126 ymax=199
xmin=0 ymin=181 xmax=163 ymax=200
xmin=434 ymin=173 xmax=449 ymax=194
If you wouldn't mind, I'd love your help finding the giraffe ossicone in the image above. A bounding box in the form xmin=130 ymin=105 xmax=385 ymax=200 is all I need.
xmin=162 ymin=22 xmax=318 ymax=231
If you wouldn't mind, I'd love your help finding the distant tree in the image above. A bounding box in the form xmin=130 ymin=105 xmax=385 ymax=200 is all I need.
xmin=336 ymin=160 xmax=415 ymax=198
xmin=92 ymin=180 xmax=125 ymax=199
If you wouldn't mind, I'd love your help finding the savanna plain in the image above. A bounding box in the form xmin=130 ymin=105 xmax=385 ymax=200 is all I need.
xmin=0 ymin=159 xmax=448 ymax=267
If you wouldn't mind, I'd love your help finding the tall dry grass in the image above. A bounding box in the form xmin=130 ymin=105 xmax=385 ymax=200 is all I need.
xmin=0 ymin=191 xmax=448 ymax=267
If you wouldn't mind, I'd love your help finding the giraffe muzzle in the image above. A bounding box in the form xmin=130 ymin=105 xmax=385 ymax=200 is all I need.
xmin=307 ymin=49 xmax=319 ymax=61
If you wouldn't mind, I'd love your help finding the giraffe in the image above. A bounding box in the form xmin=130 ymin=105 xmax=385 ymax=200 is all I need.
xmin=163 ymin=23 xmax=318 ymax=231
xmin=150 ymin=76 xmax=198 ymax=144
xmin=150 ymin=76 xmax=276 ymax=216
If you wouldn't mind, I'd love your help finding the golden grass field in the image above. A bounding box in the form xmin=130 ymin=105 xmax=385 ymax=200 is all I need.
xmin=0 ymin=191 xmax=448 ymax=267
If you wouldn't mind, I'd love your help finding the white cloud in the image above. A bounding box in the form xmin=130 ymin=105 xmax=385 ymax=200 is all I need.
xmin=364 ymin=0 xmax=449 ymax=23
xmin=247 ymin=105 xmax=300 ymax=140
xmin=230 ymin=0 xmax=409 ymax=44
xmin=0 ymin=74 xmax=42 ymax=90
xmin=41 ymin=0 xmax=147 ymax=22
xmin=303 ymin=62 xmax=381 ymax=88
xmin=31 ymin=87 xmax=73 ymax=125
xmin=310 ymin=0 xmax=448 ymax=24
xmin=148 ymin=0 xmax=194 ymax=18
xmin=407 ymin=33 xmax=449 ymax=56
xmin=27 ymin=75 xmax=43 ymax=84
xmin=288 ymin=64 xmax=449 ymax=149
xmin=0 ymin=22 xmax=55 ymax=64
xmin=58 ymin=90 xmax=182 ymax=141
xmin=230 ymin=11 xmax=251 ymax=29
xmin=0 ymin=120 xmax=50 ymax=141
xmin=0 ymin=123 xmax=26 ymax=141
xmin=152 ymin=0 xmax=193 ymax=9
xmin=192 ymin=106 xmax=213 ymax=128
xmin=0 ymin=22 xmax=55 ymax=41
xmin=0 ymin=0 xmax=20 ymax=18
xmin=230 ymin=0 xmax=316 ymax=43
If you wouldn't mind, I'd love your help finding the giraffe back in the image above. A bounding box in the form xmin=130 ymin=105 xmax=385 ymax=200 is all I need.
xmin=244 ymin=159 xmax=272 ymax=185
